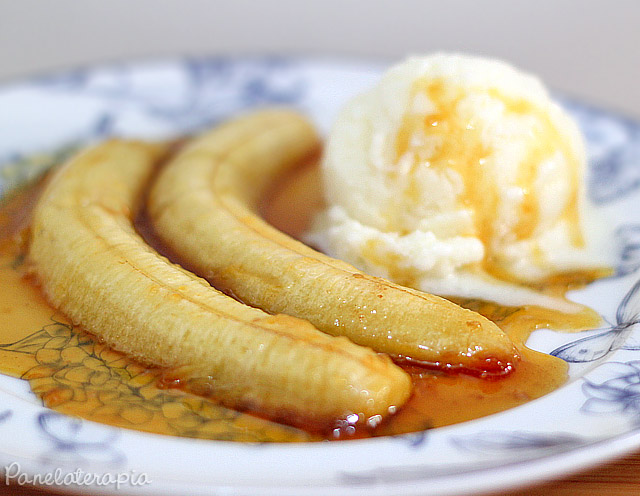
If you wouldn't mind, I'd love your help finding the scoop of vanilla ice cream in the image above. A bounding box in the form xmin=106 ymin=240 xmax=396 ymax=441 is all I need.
xmin=307 ymin=54 xmax=609 ymax=310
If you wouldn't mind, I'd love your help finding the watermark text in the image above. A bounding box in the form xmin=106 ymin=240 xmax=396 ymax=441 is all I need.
xmin=4 ymin=462 xmax=151 ymax=489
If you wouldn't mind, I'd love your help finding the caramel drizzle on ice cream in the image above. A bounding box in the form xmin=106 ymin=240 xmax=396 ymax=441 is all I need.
xmin=393 ymin=78 xmax=585 ymax=280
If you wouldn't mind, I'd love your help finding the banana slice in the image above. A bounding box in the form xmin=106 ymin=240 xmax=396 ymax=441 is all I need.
xmin=28 ymin=140 xmax=411 ymax=428
xmin=148 ymin=110 xmax=518 ymax=374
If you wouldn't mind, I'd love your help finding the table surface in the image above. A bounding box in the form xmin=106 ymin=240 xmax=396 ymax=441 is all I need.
xmin=1 ymin=449 xmax=640 ymax=495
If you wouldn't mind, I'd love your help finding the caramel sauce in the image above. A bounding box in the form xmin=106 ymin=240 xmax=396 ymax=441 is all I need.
xmin=263 ymin=162 xmax=601 ymax=435
xmin=394 ymin=79 xmax=584 ymax=281
xmin=0 ymin=157 xmax=602 ymax=442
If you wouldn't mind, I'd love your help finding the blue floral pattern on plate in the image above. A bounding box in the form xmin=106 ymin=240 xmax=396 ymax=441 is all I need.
xmin=37 ymin=412 xmax=125 ymax=467
xmin=550 ymin=278 xmax=640 ymax=363
xmin=582 ymin=361 xmax=640 ymax=423
xmin=560 ymin=96 xmax=640 ymax=204
xmin=32 ymin=57 xmax=305 ymax=135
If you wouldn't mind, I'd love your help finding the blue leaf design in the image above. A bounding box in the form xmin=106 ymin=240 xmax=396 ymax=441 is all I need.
xmin=37 ymin=412 xmax=125 ymax=466
xmin=30 ymin=57 xmax=306 ymax=135
xmin=581 ymin=361 xmax=640 ymax=423
xmin=340 ymin=430 xmax=588 ymax=485
xmin=559 ymin=96 xmax=640 ymax=204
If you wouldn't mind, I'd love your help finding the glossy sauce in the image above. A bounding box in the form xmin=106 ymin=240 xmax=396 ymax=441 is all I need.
xmin=0 ymin=160 xmax=601 ymax=442
xmin=394 ymin=79 xmax=584 ymax=282
xmin=263 ymin=163 xmax=600 ymax=435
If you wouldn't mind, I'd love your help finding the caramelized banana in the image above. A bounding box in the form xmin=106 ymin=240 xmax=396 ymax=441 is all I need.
xmin=28 ymin=140 xmax=411 ymax=427
xmin=148 ymin=110 xmax=518 ymax=374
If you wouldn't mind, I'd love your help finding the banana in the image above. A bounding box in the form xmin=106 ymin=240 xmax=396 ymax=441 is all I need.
xmin=28 ymin=140 xmax=411 ymax=429
xmin=148 ymin=110 xmax=518 ymax=375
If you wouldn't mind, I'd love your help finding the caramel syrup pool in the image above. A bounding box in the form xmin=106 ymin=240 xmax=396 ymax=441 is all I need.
xmin=0 ymin=158 xmax=602 ymax=442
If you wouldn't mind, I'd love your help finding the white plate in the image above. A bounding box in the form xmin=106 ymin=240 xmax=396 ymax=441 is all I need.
xmin=1 ymin=57 xmax=640 ymax=496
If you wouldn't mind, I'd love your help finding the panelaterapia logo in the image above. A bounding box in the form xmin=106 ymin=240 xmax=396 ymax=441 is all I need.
xmin=4 ymin=462 xmax=151 ymax=489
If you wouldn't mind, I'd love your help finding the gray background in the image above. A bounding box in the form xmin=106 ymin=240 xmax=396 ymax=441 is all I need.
xmin=1 ymin=0 xmax=639 ymax=117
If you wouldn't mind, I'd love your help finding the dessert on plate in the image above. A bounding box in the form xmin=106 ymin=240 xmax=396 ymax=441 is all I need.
xmin=308 ymin=54 xmax=610 ymax=312
xmin=0 ymin=53 xmax=612 ymax=441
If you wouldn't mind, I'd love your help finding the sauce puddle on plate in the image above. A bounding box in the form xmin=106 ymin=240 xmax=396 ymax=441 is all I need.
xmin=0 ymin=156 xmax=602 ymax=442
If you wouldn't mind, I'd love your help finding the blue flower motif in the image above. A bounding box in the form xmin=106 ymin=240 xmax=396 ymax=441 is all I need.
xmin=559 ymin=96 xmax=640 ymax=204
xmin=32 ymin=57 xmax=306 ymax=135
xmin=590 ymin=141 xmax=640 ymax=204
xmin=340 ymin=431 xmax=586 ymax=486
xmin=2 ymin=58 xmax=307 ymax=200
xmin=37 ymin=412 xmax=125 ymax=467
xmin=582 ymin=361 xmax=640 ymax=423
